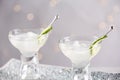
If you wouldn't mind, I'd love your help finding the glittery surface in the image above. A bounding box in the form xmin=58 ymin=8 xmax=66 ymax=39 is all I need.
xmin=0 ymin=59 xmax=120 ymax=80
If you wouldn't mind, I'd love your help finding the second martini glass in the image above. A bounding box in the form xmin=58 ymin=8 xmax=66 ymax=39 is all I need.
xmin=59 ymin=35 xmax=101 ymax=80
xmin=59 ymin=26 xmax=113 ymax=80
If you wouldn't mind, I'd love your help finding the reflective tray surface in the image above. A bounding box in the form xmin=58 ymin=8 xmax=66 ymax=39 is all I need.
xmin=0 ymin=59 xmax=120 ymax=80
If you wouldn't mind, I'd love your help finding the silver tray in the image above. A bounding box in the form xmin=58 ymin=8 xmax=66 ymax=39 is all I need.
xmin=0 ymin=59 xmax=120 ymax=80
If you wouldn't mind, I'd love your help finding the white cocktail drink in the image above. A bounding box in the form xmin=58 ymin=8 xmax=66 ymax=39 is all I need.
xmin=9 ymin=31 xmax=48 ymax=57
xmin=8 ymin=15 xmax=59 ymax=58
xmin=59 ymin=40 xmax=101 ymax=68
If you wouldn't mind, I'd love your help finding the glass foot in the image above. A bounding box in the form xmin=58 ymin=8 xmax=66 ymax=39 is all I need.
xmin=20 ymin=55 xmax=39 ymax=79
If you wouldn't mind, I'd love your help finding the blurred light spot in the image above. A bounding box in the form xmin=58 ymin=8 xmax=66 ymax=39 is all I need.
xmin=107 ymin=15 xmax=114 ymax=23
xmin=99 ymin=0 xmax=108 ymax=6
xmin=113 ymin=5 xmax=120 ymax=13
xmin=27 ymin=13 xmax=34 ymax=21
xmin=13 ymin=4 xmax=21 ymax=12
xmin=38 ymin=53 xmax=43 ymax=61
xmin=99 ymin=22 xmax=107 ymax=30
xmin=50 ymin=0 xmax=57 ymax=7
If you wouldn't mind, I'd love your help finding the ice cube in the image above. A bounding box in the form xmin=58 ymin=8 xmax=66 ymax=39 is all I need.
xmin=27 ymin=32 xmax=38 ymax=37
xmin=80 ymin=43 xmax=88 ymax=48
xmin=64 ymin=37 xmax=70 ymax=42
xmin=73 ymin=41 xmax=80 ymax=47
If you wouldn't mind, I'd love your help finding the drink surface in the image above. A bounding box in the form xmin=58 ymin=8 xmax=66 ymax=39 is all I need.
xmin=9 ymin=32 xmax=48 ymax=57
xmin=59 ymin=40 xmax=101 ymax=67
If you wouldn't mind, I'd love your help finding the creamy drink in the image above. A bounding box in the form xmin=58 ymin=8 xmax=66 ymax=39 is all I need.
xmin=59 ymin=37 xmax=101 ymax=68
xmin=9 ymin=31 xmax=48 ymax=57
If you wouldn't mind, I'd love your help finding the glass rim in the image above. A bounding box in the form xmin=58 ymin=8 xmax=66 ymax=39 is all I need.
xmin=59 ymin=35 xmax=99 ymax=44
xmin=9 ymin=28 xmax=44 ymax=33
xmin=59 ymin=43 xmax=92 ymax=54
xmin=8 ymin=28 xmax=48 ymax=40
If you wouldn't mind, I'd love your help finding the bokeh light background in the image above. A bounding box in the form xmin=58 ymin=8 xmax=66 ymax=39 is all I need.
xmin=0 ymin=0 xmax=120 ymax=68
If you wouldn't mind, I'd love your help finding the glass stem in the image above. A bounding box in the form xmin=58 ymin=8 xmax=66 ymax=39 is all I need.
xmin=20 ymin=55 xmax=39 ymax=79
xmin=21 ymin=55 xmax=33 ymax=63
xmin=72 ymin=63 xmax=91 ymax=80
xmin=32 ymin=53 xmax=40 ymax=64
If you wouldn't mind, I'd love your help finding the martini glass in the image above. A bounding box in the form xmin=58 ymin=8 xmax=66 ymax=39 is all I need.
xmin=8 ymin=28 xmax=49 ymax=79
xmin=59 ymin=35 xmax=101 ymax=80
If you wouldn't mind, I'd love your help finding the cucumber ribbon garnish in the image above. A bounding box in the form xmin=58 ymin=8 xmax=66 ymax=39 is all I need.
xmin=89 ymin=26 xmax=113 ymax=55
xmin=38 ymin=15 xmax=59 ymax=39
